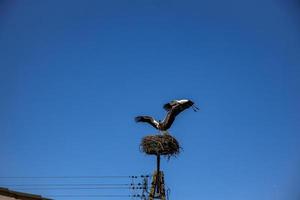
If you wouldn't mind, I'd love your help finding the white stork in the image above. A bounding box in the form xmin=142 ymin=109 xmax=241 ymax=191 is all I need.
xmin=135 ymin=99 xmax=199 ymax=135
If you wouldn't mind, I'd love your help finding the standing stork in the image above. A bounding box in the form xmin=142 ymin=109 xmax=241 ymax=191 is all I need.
xmin=135 ymin=99 xmax=199 ymax=135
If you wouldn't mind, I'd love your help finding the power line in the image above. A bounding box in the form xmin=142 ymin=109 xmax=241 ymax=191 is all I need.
xmin=10 ymin=187 xmax=145 ymax=190
xmin=0 ymin=176 xmax=133 ymax=179
xmin=1 ymin=183 xmax=131 ymax=187
xmin=0 ymin=175 xmax=150 ymax=179
xmin=0 ymin=175 xmax=149 ymax=199
xmin=48 ymin=194 xmax=132 ymax=197
xmin=48 ymin=194 xmax=146 ymax=198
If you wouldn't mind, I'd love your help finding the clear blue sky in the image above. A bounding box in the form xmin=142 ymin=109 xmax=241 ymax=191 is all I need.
xmin=1 ymin=0 xmax=300 ymax=200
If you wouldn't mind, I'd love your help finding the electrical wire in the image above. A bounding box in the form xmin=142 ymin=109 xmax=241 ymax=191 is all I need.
xmin=0 ymin=176 xmax=133 ymax=179
xmin=0 ymin=175 xmax=149 ymax=198
xmin=48 ymin=194 xmax=147 ymax=198
xmin=1 ymin=183 xmax=132 ymax=187
xmin=49 ymin=194 xmax=132 ymax=198
xmin=0 ymin=175 xmax=150 ymax=179
xmin=10 ymin=187 xmax=146 ymax=190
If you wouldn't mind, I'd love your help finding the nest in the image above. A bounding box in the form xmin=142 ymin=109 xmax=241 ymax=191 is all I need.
xmin=140 ymin=134 xmax=181 ymax=157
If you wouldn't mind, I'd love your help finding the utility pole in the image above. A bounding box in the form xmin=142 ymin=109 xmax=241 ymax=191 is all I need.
xmin=149 ymin=155 xmax=166 ymax=200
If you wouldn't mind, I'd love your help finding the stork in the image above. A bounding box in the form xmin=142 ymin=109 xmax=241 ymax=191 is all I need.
xmin=135 ymin=99 xmax=199 ymax=135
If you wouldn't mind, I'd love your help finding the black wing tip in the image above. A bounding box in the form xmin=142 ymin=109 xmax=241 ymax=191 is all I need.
xmin=163 ymin=103 xmax=172 ymax=111
xmin=178 ymin=99 xmax=200 ymax=112
xmin=135 ymin=116 xmax=142 ymax=122
xmin=186 ymin=99 xmax=195 ymax=104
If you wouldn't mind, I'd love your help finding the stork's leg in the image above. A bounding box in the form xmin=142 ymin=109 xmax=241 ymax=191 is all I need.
xmin=160 ymin=130 xmax=170 ymax=135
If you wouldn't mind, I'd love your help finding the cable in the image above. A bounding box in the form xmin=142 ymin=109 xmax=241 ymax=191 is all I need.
xmin=0 ymin=175 xmax=150 ymax=179
xmin=48 ymin=194 xmax=146 ymax=198
xmin=11 ymin=187 xmax=146 ymax=190
xmin=0 ymin=176 xmax=132 ymax=179
xmin=49 ymin=194 xmax=131 ymax=197
xmin=1 ymin=183 xmax=131 ymax=187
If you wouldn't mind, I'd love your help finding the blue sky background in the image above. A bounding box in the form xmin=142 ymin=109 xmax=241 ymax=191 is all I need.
xmin=0 ymin=0 xmax=300 ymax=200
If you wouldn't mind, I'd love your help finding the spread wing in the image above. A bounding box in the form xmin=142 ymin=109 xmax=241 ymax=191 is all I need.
xmin=163 ymin=99 xmax=197 ymax=111
xmin=134 ymin=116 xmax=160 ymax=129
xmin=160 ymin=100 xmax=196 ymax=130
xmin=175 ymin=100 xmax=195 ymax=113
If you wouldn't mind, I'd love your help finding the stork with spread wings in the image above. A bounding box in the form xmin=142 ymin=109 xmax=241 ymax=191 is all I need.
xmin=135 ymin=99 xmax=199 ymax=135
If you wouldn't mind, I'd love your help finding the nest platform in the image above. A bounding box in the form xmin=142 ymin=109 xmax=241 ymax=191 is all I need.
xmin=140 ymin=134 xmax=180 ymax=157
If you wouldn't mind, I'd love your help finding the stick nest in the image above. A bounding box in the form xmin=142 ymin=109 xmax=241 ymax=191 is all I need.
xmin=140 ymin=134 xmax=181 ymax=157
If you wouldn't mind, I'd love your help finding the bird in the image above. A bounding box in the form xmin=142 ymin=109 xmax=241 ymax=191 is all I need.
xmin=135 ymin=99 xmax=199 ymax=135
